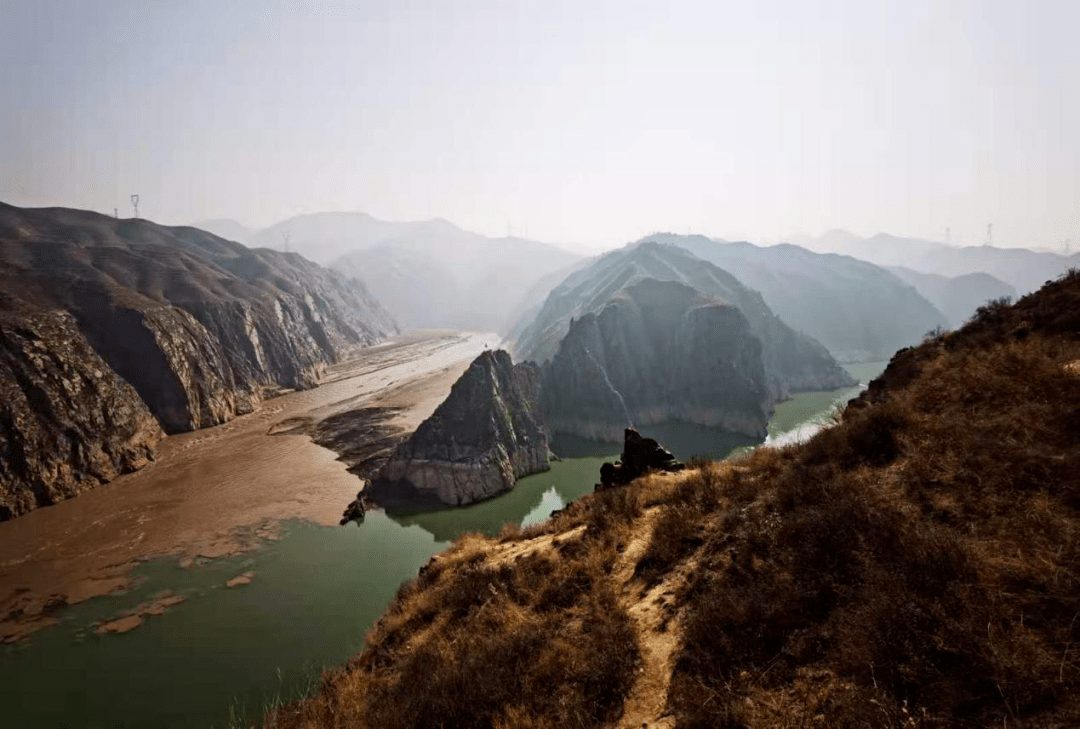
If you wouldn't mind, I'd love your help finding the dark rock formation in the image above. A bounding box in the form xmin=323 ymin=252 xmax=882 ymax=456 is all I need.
xmin=512 ymin=240 xmax=854 ymax=399
xmin=0 ymin=202 xmax=398 ymax=518
xmin=369 ymin=350 xmax=550 ymax=507
xmin=597 ymin=428 xmax=685 ymax=491
xmin=541 ymin=278 xmax=773 ymax=441
xmin=0 ymin=308 xmax=162 ymax=519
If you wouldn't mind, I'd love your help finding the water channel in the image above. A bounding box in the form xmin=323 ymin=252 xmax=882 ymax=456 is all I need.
xmin=0 ymin=361 xmax=886 ymax=728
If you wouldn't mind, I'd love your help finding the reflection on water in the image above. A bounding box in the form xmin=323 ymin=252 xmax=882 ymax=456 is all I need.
xmin=0 ymin=360 xmax=889 ymax=728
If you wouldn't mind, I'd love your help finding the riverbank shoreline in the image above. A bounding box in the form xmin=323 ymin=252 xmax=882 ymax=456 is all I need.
xmin=0 ymin=331 xmax=490 ymax=643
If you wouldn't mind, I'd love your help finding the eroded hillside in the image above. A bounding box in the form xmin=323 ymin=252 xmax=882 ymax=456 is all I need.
xmin=268 ymin=270 xmax=1079 ymax=729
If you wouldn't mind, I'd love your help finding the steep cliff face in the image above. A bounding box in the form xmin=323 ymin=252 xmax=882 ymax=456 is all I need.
xmin=513 ymin=241 xmax=854 ymax=399
xmin=0 ymin=308 xmax=162 ymax=519
xmin=541 ymin=278 xmax=772 ymax=441
xmin=0 ymin=202 xmax=398 ymax=517
xmin=370 ymin=350 xmax=550 ymax=507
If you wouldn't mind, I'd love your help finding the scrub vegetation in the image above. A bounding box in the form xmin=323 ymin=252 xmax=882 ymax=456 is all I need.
xmin=266 ymin=270 xmax=1080 ymax=728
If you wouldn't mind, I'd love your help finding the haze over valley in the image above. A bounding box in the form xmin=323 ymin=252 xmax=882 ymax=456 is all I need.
xmin=2 ymin=1 xmax=1079 ymax=727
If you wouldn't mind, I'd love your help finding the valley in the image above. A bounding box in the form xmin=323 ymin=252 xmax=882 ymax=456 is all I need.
xmin=0 ymin=332 xmax=882 ymax=727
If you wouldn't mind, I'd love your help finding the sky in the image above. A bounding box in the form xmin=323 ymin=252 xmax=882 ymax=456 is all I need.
xmin=2 ymin=0 xmax=1078 ymax=253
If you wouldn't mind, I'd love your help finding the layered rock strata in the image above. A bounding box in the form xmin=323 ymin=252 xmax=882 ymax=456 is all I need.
xmin=369 ymin=350 xmax=550 ymax=508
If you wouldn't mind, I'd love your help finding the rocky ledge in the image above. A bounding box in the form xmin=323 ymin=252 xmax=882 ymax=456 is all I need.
xmin=368 ymin=350 xmax=551 ymax=508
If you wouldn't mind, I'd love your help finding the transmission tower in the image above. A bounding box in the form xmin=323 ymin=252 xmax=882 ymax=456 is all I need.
xmin=985 ymin=223 xmax=993 ymax=247
xmin=114 ymin=208 xmax=118 ymax=219
xmin=283 ymin=232 xmax=290 ymax=253
xmin=946 ymin=227 xmax=951 ymax=245
xmin=131 ymin=194 xmax=140 ymax=218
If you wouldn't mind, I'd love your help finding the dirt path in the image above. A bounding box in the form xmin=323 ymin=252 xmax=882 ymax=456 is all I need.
xmin=0 ymin=331 xmax=491 ymax=642
xmin=611 ymin=505 xmax=681 ymax=729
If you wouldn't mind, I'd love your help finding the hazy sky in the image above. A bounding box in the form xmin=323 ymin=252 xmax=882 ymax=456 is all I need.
xmin=3 ymin=0 xmax=1078 ymax=252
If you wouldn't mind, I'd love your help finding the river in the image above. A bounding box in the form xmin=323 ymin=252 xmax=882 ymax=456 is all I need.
xmin=0 ymin=359 xmax=886 ymax=728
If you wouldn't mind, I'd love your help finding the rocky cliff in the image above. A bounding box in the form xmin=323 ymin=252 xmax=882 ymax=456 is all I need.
xmin=541 ymin=278 xmax=773 ymax=441
xmin=512 ymin=241 xmax=854 ymax=399
xmin=369 ymin=350 xmax=550 ymax=507
xmin=0 ymin=308 xmax=162 ymax=519
xmin=0 ymin=202 xmax=398 ymax=518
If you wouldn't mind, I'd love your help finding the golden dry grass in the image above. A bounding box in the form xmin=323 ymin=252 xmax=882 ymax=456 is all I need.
xmin=265 ymin=270 xmax=1080 ymax=729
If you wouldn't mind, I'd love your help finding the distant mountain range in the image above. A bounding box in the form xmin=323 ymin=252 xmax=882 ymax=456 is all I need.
xmin=199 ymin=212 xmax=582 ymax=331
xmin=646 ymin=234 xmax=948 ymax=362
xmin=885 ymin=267 xmax=1017 ymax=328
xmin=792 ymin=230 xmax=1080 ymax=295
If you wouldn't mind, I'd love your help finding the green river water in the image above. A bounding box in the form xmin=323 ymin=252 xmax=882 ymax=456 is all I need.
xmin=0 ymin=362 xmax=885 ymax=728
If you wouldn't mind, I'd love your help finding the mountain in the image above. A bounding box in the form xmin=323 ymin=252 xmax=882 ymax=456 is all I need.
xmin=248 ymin=212 xmax=582 ymax=330
xmin=369 ymin=350 xmax=549 ymax=508
xmin=886 ymin=266 xmax=1018 ymax=328
xmin=651 ymin=233 xmax=948 ymax=361
xmin=794 ymin=231 xmax=1080 ymax=295
xmin=274 ymin=270 xmax=1080 ymax=729
xmin=192 ymin=218 xmax=253 ymax=244
xmin=541 ymin=278 xmax=772 ymax=440
xmin=511 ymin=241 xmax=854 ymax=399
xmin=0 ymin=203 xmax=397 ymax=519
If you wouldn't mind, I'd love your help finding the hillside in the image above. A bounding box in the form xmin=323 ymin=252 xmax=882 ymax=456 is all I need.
xmin=268 ymin=269 xmax=1080 ymax=728
xmin=248 ymin=212 xmax=582 ymax=330
xmin=512 ymin=241 xmax=854 ymax=399
xmin=887 ymin=265 xmax=1018 ymax=328
xmin=0 ymin=203 xmax=397 ymax=518
xmin=654 ymin=233 xmax=948 ymax=361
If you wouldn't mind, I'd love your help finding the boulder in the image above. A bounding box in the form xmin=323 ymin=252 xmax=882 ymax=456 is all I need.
xmin=597 ymin=428 xmax=685 ymax=491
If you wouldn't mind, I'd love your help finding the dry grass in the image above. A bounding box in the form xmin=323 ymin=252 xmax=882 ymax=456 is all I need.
xmin=264 ymin=270 xmax=1080 ymax=729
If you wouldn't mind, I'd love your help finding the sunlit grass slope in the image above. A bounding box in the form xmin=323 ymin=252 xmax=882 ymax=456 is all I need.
xmin=266 ymin=270 xmax=1080 ymax=729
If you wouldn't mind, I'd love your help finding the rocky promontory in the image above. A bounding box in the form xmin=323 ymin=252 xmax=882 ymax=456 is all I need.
xmin=541 ymin=278 xmax=773 ymax=441
xmin=512 ymin=241 xmax=855 ymax=399
xmin=0 ymin=202 xmax=398 ymax=518
xmin=368 ymin=350 xmax=550 ymax=508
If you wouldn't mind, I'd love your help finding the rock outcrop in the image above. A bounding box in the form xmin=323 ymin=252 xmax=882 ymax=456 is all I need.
xmin=369 ymin=350 xmax=550 ymax=508
xmin=597 ymin=428 xmax=684 ymax=491
xmin=0 ymin=202 xmax=398 ymax=518
xmin=0 ymin=308 xmax=163 ymax=519
xmin=541 ymin=278 xmax=773 ymax=441
xmin=512 ymin=240 xmax=854 ymax=399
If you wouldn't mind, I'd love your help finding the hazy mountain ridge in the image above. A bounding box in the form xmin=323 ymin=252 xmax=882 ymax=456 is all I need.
xmin=793 ymin=230 xmax=1080 ymax=295
xmin=243 ymin=211 xmax=582 ymax=330
xmin=512 ymin=241 xmax=854 ymax=399
xmin=0 ymin=202 xmax=398 ymax=518
xmin=650 ymin=233 xmax=948 ymax=361
xmin=886 ymin=265 xmax=1018 ymax=328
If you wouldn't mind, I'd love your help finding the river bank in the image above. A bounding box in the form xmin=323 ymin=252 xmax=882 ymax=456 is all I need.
xmin=0 ymin=357 xmax=885 ymax=728
xmin=0 ymin=331 xmax=491 ymax=644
